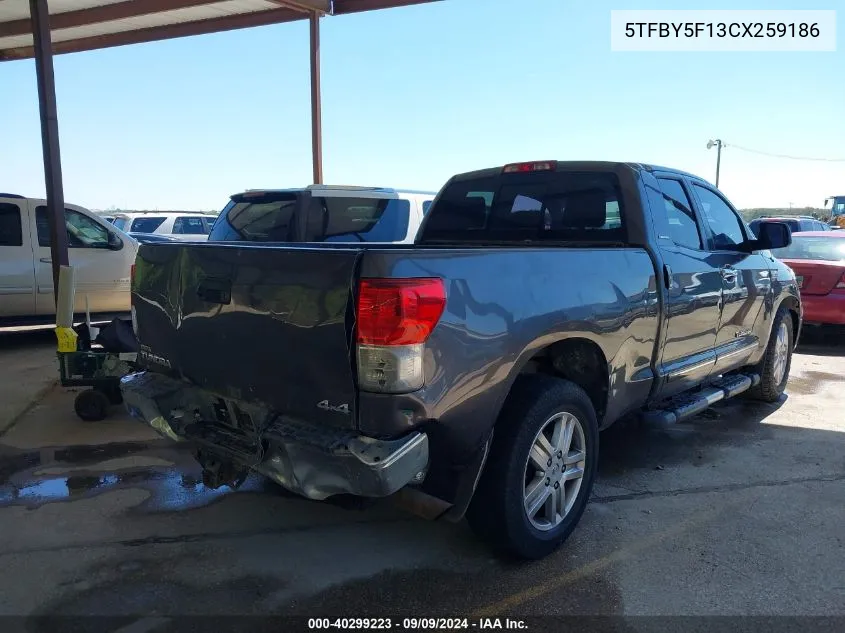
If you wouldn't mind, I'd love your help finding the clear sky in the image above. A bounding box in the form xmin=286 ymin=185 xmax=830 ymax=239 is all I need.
xmin=2 ymin=0 xmax=843 ymax=211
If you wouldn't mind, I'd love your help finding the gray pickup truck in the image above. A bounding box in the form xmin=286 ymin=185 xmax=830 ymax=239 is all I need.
xmin=122 ymin=161 xmax=801 ymax=560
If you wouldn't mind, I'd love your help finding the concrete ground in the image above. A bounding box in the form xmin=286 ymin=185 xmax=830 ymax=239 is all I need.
xmin=0 ymin=327 xmax=843 ymax=624
xmin=0 ymin=327 xmax=59 ymax=434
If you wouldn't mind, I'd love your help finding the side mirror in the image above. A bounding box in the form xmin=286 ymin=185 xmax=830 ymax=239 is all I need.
xmin=749 ymin=221 xmax=791 ymax=251
xmin=107 ymin=231 xmax=124 ymax=250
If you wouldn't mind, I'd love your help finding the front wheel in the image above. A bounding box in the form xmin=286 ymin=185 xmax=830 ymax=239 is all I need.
xmin=466 ymin=375 xmax=599 ymax=560
xmin=748 ymin=307 xmax=794 ymax=402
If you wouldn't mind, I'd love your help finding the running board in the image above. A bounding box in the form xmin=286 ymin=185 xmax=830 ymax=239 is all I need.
xmin=642 ymin=373 xmax=761 ymax=428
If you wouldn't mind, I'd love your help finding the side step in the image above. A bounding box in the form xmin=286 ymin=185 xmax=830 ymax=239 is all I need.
xmin=642 ymin=373 xmax=761 ymax=428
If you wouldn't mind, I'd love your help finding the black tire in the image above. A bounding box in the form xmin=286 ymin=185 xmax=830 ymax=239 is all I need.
xmin=748 ymin=307 xmax=794 ymax=402
xmin=74 ymin=389 xmax=111 ymax=422
xmin=466 ymin=375 xmax=599 ymax=560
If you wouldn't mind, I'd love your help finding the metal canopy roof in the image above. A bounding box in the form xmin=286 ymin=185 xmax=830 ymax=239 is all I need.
xmin=0 ymin=0 xmax=437 ymax=61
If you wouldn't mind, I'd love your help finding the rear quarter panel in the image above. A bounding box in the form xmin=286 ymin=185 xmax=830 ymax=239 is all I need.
xmin=358 ymin=247 xmax=660 ymax=465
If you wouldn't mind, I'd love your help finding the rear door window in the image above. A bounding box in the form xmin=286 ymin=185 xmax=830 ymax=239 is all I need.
xmin=0 ymin=203 xmax=23 ymax=246
xmin=420 ymin=171 xmax=625 ymax=243
xmin=130 ymin=217 xmax=166 ymax=233
xmin=304 ymin=197 xmax=410 ymax=243
xmin=173 ymin=216 xmax=210 ymax=235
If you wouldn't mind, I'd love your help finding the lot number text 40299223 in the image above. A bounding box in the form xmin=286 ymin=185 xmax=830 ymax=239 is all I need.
xmin=307 ymin=618 xmax=528 ymax=630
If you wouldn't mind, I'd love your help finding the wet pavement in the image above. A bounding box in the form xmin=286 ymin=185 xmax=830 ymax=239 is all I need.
xmin=0 ymin=328 xmax=844 ymax=623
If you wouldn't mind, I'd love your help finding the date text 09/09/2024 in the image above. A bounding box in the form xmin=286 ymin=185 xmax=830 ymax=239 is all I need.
xmin=625 ymin=22 xmax=820 ymax=38
xmin=307 ymin=618 xmax=528 ymax=630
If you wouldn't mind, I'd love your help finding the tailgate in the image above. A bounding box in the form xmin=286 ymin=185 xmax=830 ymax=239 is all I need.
xmin=132 ymin=243 xmax=361 ymax=428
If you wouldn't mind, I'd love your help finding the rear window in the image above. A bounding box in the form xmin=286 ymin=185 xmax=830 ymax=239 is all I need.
xmin=419 ymin=171 xmax=625 ymax=243
xmin=209 ymin=193 xmax=412 ymax=243
xmin=209 ymin=193 xmax=299 ymax=242
xmin=304 ymin=197 xmax=410 ymax=243
xmin=772 ymin=236 xmax=845 ymax=262
xmin=130 ymin=217 xmax=166 ymax=233
xmin=173 ymin=216 xmax=210 ymax=235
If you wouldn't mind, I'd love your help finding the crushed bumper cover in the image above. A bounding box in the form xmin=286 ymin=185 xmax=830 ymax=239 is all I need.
xmin=120 ymin=371 xmax=429 ymax=500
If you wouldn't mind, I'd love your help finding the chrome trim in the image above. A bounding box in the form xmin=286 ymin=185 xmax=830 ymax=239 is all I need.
xmin=717 ymin=341 xmax=758 ymax=361
xmin=667 ymin=357 xmax=714 ymax=378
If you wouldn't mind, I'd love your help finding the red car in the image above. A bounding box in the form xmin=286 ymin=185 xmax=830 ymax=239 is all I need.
xmin=773 ymin=231 xmax=845 ymax=325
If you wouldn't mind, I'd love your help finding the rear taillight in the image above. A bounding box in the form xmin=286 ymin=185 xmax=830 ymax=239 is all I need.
xmin=356 ymin=278 xmax=446 ymax=393
xmin=130 ymin=264 xmax=136 ymax=288
xmin=503 ymin=161 xmax=557 ymax=174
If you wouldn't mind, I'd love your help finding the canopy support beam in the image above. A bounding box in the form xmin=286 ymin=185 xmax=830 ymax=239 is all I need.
xmin=30 ymin=0 xmax=69 ymax=303
xmin=309 ymin=12 xmax=323 ymax=184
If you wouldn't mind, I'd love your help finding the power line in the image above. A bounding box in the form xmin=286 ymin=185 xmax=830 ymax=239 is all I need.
xmin=725 ymin=143 xmax=845 ymax=163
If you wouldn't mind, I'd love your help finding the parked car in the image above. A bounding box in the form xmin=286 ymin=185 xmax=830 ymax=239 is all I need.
xmin=121 ymin=161 xmax=800 ymax=560
xmin=0 ymin=193 xmax=137 ymax=326
xmin=111 ymin=211 xmax=213 ymax=241
xmin=772 ymin=230 xmax=845 ymax=326
xmin=209 ymin=185 xmax=435 ymax=244
xmin=749 ymin=216 xmax=830 ymax=237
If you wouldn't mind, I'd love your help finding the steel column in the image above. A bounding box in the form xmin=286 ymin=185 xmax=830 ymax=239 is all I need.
xmin=30 ymin=0 xmax=69 ymax=302
xmin=309 ymin=11 xmax=323 ymax=184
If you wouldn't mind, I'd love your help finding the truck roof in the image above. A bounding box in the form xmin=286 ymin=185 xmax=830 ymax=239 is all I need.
xmin=446 ymin=161 xmax=711 ymax=185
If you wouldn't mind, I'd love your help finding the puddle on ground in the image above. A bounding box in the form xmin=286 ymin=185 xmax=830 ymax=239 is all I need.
xmin=787 ymin=371 xmax=844 ymax=395
xmin=0 ymin=438 xmax=275 ymax=512
xmin=0 ymin=441 xmax=163 ymax=486
xmin=1 ymin=467 xmax=269 ymax=511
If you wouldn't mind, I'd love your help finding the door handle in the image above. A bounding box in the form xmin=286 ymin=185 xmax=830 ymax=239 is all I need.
xmin=721 ymin=267 xmax=738 ymax=282
xmin=40 ymin=257 xmax=52 ymax=263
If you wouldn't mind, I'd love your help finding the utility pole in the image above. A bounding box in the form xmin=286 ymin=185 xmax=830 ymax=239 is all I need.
xmin=707 ymin=139 xmax=723 ymax=188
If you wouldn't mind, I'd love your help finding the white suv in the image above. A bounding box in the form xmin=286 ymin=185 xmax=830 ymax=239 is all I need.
xmin=111 ymin=211 xmax=215 ymax=241
xmin=209 ymin=186 xmax=435 ymax=244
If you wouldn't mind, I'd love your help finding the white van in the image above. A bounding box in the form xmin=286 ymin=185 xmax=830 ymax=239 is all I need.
xmin=0 ymin=193 xmax=138 ymax=326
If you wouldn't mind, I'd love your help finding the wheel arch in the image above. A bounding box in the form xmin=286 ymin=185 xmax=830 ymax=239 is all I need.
xmin=775 ymin=294 xmax=801 ymax=347
xmin=496 ymin=333 xmax=611 ymax=428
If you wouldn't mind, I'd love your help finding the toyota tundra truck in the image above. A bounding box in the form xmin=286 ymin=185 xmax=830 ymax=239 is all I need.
xmin=121 ymin=161 xmax=801 ymax=560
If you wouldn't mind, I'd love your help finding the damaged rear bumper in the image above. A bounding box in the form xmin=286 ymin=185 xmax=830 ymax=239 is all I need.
xmin=120 ymin=371 xmax=429 ymax=500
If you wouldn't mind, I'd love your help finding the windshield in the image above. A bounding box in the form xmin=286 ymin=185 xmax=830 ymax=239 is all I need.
xmin=772 ymin=236 xmax=845 ymax=262
xmin=420 ymin=170 xmax=624 ymax=244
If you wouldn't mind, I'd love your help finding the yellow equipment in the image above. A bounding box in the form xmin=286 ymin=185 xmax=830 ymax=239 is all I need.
xmin=825 ymin=196 xmax=845 ymax=228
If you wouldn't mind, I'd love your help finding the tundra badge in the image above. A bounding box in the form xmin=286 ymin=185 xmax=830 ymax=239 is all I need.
xmin=139 ymin=346 xmax=172 ymax=369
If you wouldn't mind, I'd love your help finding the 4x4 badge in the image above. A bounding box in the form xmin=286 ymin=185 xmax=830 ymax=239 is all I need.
xmin=317 ymin=400 xmax=350 ymax=415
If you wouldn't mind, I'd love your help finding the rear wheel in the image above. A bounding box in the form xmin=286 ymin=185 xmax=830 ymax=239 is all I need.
xmin=74 ymin=389 xmax=111 ymax=422
xmin=466 ymin=375 xmax=599 ymax=560
xmin=748 ymin=307 xmax=793 ymax=402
